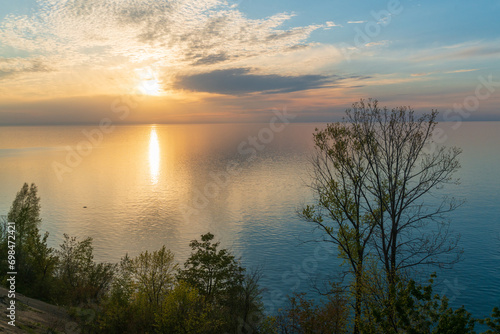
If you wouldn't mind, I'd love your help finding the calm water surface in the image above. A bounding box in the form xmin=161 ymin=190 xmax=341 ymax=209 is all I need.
xmin=0 ymin=122 xmax=499 ymax=316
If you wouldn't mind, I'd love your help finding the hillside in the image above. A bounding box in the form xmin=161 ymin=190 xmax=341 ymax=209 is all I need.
xmin=0 ymin=287 xmax=72 ymax=333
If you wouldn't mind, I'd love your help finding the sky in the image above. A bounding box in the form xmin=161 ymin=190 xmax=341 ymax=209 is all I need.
xmin=0 ymin=0 xmax=499 ymax=125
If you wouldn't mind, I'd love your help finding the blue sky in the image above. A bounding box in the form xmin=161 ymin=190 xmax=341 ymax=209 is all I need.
xmin=0 ymin=0 xmax=499 ymax=124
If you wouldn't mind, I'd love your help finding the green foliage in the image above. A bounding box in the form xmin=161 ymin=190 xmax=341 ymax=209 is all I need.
xmin=94 ymin=246 xmax=178 ymax=333
xmin=56 ymin=233 xmax=116 ymax=305
xmin=93 ymin=256 xmax=141 ymax=333
xmin=302 ymin=100 xmax=464 ymax=333
xmin=274 ymin=290 xmax=349 ymax=334
xmin=23 ymin=230 xmax=58 ymax=299
xmin=109 ymin=254 xmax=136 ymax=306
xmin=301 ymin=112 xmax=384 ymax=333
xmin=7 ymin=183 xmax=42 ymax=246
xmin=2 ymin=183 xmax=496 ymax=334
xmin=177 ymin=232 xmax=245 ymax=300
xmin=361 ymin=273 xmax=476 ymax=334
xmin=79 ymin=234 xmax=267 ymax=334
xmin=155 ymin=281 xmax=222 ymax=334
xmin=434 ymin=299 xmax=476 ymax=334
xmin=260 ymin=316 xmax=279 ymax=334
xmin=92 ymin=235 xmax=266 ymax=334
xmin=0 ymin=186 xmax=267 ymax=333
xmin=57 ymin=234 xmax=94 ymax=290
xmin=0 ymin=183 xmax=58 ymax=299
xmin=1 ymin=183 xmax=114 ymax=305
xmin=129 ymin=246 xmax=178 ymax=308
xmin=177 ymin=233 xmax=265 ymax=333
xmin=130 ymin=246 xmax=178 ymax=330
xmin=234 ymin=269 xmax=266 ymax=331
xmin=68 ymin=306 xmax=98 ymax=333
xmin=479 ymin=307 xmax=500 ymax=333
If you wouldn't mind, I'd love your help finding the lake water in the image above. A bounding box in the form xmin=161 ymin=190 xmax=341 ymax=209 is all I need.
xmin=0 ymin=122 xmax=499 ymax=317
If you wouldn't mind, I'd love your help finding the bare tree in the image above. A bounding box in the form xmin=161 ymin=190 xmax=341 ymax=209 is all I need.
xmin=300 ymin=99 xmax=463 ymax=333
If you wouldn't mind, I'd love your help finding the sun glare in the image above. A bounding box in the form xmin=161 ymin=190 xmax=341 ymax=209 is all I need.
xmin=137 ymin=68 xmax=163 ymax=96
xmin=140 ymin=78 xmax=162 ymax=96
xmin=149 ymin=127 xmax=160 ymax=184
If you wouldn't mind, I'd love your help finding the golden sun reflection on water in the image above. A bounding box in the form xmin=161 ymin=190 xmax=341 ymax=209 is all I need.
xmin=149 ymin=127 xmax=160 ymax=184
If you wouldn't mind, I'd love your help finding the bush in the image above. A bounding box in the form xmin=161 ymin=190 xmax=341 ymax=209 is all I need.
xmin=56 ymin=234 xmax=116 ymax=305
xmin=0 ymin=183 xmax=58 ymax=300
xmin=275 ymin=290 xmax=349 ymax=334
xmin=155 ymin=281 xmax=221 ymax=333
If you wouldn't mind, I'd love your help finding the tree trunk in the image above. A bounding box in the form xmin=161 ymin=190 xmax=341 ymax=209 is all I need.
xmin=353 ymin=260 xmax=363 ymax=334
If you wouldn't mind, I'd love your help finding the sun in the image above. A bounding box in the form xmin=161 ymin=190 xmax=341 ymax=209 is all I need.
xmin=136 ymin=68 xmax=163 ymax=96
xmin=139 ymin=78 xmax=162 ymax=96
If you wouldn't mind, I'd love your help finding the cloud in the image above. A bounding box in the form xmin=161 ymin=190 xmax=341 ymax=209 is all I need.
xmin=324 ymin=21 xmax=342 ymax=29
xmin=226 ymin=44 xmax=344 ymax=77
xmin=191 ymin=53 xmax=230 ymax=66
xmin=0 ymin=0 xmax=332 ymax=98
xmin=410 ymin=69 xmax=478 ymax=77
xmin=0 ymin=0 xmax=323 ymax=70
xmin=364 ymin=40 xmax=389 ymax=47
xmin=450 ymin=46 xmax=500 ymax=59
xmin=0 ymin=58 xmax=53 ymax=80
xmin=173 ymin=68 xmax=335 ymax=95
xmin=347 ymin=20 xmax=367 ymax=24
xmin=410 ymin=72 xmax=437 ymax=77
xmin=410 ymin=41 xmax=500 ymax=63
xmin=410 ymin=72 xmax=434 ymax=77
xmin=445 ymin=69 xmax=478 ymax=74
